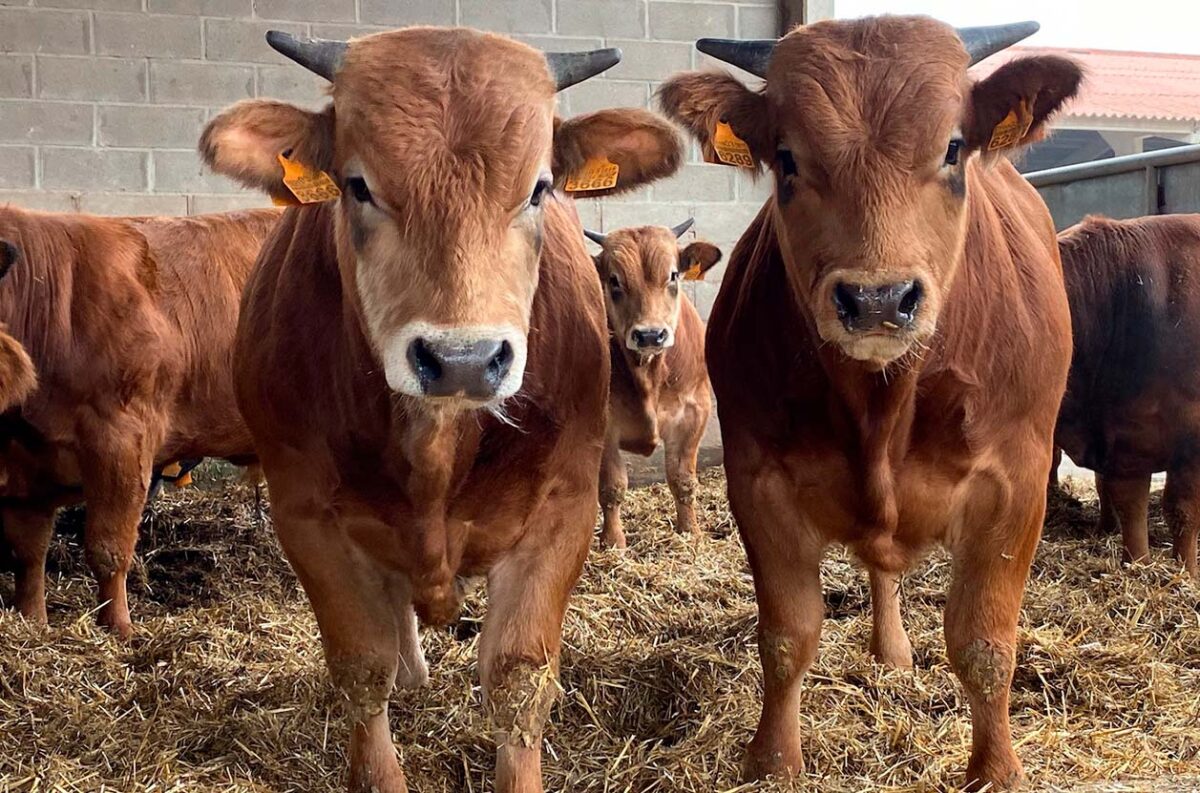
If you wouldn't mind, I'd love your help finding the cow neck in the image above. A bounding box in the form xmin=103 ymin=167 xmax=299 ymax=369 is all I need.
xmin=611 ymin=335 xmax=669 ymax=406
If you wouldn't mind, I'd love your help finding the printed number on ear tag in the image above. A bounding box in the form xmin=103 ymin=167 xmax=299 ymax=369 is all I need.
xmin=278 ymin=152 xmax=342 ymax=204
xmin=987 ymin=98 xmax=1033 ymax=151
xmin=713 ymin=121 xmax=754 ymax=168
xmin=683 ymin=263 xmax=705 ymax=281
xmin=565 ymin=157 xmax=620 ymax=193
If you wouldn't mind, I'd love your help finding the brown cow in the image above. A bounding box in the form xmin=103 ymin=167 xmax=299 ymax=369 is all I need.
xmin=0 ymin=206 xmax=279 ymax=637
xmin=585 ymin=219 xmax=720 ymax=547
xmin=660 ymin=16 xmax=1081 ymax=789
xmin=1056 ymin=213 xmax=1200 ymax=576
xmin=199 ymin=28 xmax=681 ymax=792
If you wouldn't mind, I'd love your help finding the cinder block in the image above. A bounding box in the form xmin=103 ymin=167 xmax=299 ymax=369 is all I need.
xmin=737 ymin=171 xmax=772 ymax=204
xmin=556 ymin=0 xmax=647 ymax=39
xmin=738 ymin=5 xmax=777 ymax=38
xmin=255 ymin=0 xmax=356 ymax=23
xmin=606 ymin=39 xmax=691 ymax=81
xmin=95 ymin=13 xmax=202 ymax=58
xmin=513 ymin=34 xmax=604 ymax=52
xmin=308 ymin=23 xmax=390 ymax=40
xmin=359 ymin=0 xmax=455 ymax=26
xmin=460 ymin=0 xmax=552 ymax=34
xmin=204 ymin=19 xmax=306 ymax=65
xmin=652 ymin=163 xmax=736 ymax=203
xmin=151 ymin=61 xmax=254 ymax=105
xmin=38 ymin=55 xmax=146 ymax=102
xmin=0 ymin=146 xmax=35 ymax=189
xmin=648 ymin=1 xmax=735 ymax=41
xmin=78 ymin=192 xmax=189 ymax=216
xmin=0 ymin=9 xmax=90 ymax=55
xmin=601 ymin=200 xmax=689 ymax=231
xmin=152 ymin=149 xmax=245 ymax=194
xmin=689 ymin=280 xmax=719 ymax=321
xmin=0 ymin=189 xmax=79 ymax=212
xmin=190 ymin=193 xmax=271 ymax=214
xmin=687 ymin=200 xmax=759 ymax=250
xmin=560 ymin=78 xmax=647 ymax=115
xmin=42 ymin=147 xmax=149 ymax=192
xmin=0 ymin=55 xmax=33 ymax=99
xmin=99 ymin=106 xmax=208 ymax=149
xmin=147 ymin=0 xmax=251 ymax=15
xmin=572 ymin=197 xmax=603 ymax=231
xmin=256 ymin=65 xmax=329 ymax=108
xmin=0 ymin=100 xmax=92 ymax=144
xmin=37 ymin=0 xmax=141 ymax=11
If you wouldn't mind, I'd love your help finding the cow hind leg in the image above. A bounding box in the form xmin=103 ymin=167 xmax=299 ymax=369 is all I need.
xmin=2 ymin=505 xmax=57 ymax=624
xmin=598 ymin=428 xmax=628 ymax=550
xmin=944 ymin=508 xmax=1042 ymax=791
xmin=868 ymin=569 xmax=913 ymax=669
xmin=663 ymin=403 xmax=705 ymax=537
xmin=1098 ymin=473 xmax=1152 ymax=563
xmin=1164 ymin=468 xmax=1200 ymax=578
xmin=386 ymin=574 xmax=429 ymax=690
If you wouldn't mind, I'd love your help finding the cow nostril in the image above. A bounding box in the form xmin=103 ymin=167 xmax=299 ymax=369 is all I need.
xmin=654 ymin=328 xmax=668 ymax=346
xmin=833 ymin=283 xmax=860 ymax=321
xmin=897 ymin=281 xmax=922 ymax=319
xmin=408 ymin=338 xmax=443 ymax=390
xmin=487 ymin=340 xmax=514 ymax=384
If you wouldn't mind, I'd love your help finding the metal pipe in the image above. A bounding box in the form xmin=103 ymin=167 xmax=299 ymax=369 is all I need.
xmin=1025 ymin=143 xmax=1200 ymax=187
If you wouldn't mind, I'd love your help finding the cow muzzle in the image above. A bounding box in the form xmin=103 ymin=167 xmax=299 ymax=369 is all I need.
xmin=627 ymin=325 xmax=673 ymax=353
xmin=382 ymin=323 xmax=527 ymax=405
xmin=832 ymin=280 xmax=923 ymax=334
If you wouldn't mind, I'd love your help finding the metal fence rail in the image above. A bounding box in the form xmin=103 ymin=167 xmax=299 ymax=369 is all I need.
xmin=1025 ymin=143 xmax=1200 ymax=230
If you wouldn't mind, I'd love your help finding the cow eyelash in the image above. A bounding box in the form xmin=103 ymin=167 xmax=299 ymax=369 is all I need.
xmin=669 ymin=270 xmax=681 ymax=283
xmin=608 ymin=274 xmax=622 ymax=298
xmin=944 ymin=139 xmax=964 ymax=166
xmin=346 ymin=176 xmax=373 ymax=205
xmin=530 ymin=176 xmax=553 ymax=208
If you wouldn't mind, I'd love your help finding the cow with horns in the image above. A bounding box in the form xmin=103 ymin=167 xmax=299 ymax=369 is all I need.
xmin=660 ymin=16 xmax=1082 ymax=789
xmin=199 ymin=28 xmax=682 ymax=792
xmin=584 ymin=219 xmax=721 ymax=547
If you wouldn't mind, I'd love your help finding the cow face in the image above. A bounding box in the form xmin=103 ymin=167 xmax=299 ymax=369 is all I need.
xmin=587 ymin=222 xmax=721 ymax=357
xmin=202 ymin=28 xmax=681 ymax=409
xmin=660 ymin=16 xmax=1081 ymax=368
xmin=0 ymin=240 xmax=17 ymax=280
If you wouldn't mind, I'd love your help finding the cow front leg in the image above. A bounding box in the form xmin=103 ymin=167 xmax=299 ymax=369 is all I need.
xmin=480 ymin=493 xmax=593 ymax=793
xmin=663 ymin=402 xmax=706 ymax=536
xmin=868 ymin=568 xmax=913 ymax=669
xmin=944 ymin=506 xmax=1042 ymax=790
xmin=1165 ymin=467 xmax=1200 ymax=577
xmin=598 ymin=426 xmax=628 ymax=549
xmin=1097 ymin=473 xmax=1152 ymax=563
xmin=728 ymin=466 xmax=824 ymax=781
xmin=2 ymin=504 xmax=57 ymax=624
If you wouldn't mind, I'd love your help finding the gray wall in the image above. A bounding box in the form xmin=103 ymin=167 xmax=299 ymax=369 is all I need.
xmin=0 ymin=0 xmax=779 ymax=318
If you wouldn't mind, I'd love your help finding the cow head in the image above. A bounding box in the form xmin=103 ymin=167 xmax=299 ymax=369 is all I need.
xmin=585 ymin=220 xmax=721 ymax=357
xmin=660 ymin=16 xmax=1082 ymax=368
xmin=201 ymin=28 xmax=681 ymax=408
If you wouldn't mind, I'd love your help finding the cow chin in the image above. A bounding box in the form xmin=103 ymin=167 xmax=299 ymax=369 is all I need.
xmin=816 ymin=319 xmax=928 ymax=369
xmin=379 ymin=321 xmax=528 ymax=409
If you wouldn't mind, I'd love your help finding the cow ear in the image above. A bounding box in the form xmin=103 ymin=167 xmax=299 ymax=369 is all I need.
xmin=658 ymin=72 xmax=771 ymax=171
xmin=201 ymin=99 xmax=336 ymax=201
xmin=680 ymin=241 xmax=722 ymax=280
xmin=553 ymin=108 xmax=683 ymax=197
xmin=965 ymin=55 xmax=1083 ymax=155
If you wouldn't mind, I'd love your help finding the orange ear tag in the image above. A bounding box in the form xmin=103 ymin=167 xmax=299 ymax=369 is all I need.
xmin=683 ymin=263 xmax=705 ymax=281
xmin=713 ymin=121 xmax=755 ymax=168
xmin=987 ymin=98 xmax=1033 ymax=151
xmin=278 ymin=152 xmax=342 ymax=204
xmin=565 ymin=156 xmax=620 ymax=193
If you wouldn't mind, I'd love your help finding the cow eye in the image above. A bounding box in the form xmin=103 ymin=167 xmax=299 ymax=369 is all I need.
xmin=944 ymin=139 xmax=963 ymax=166
xmin=530 ymin=176 xmax=553 ymax=208
xmin=669 ymin=270 xmax=681 ymax=283
xmin=346 ymin=176 xmax=373 ymax=204
xmin=607 ymin=274 xmax=622 ymax=298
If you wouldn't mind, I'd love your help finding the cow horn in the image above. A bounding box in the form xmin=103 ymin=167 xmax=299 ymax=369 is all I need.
xmin=266 ymin=31 xmax=347 ymax=81
xmin=695 ymin=38 xmax=776 ymax=79
xmin=670 ymin=218 xmax=695 ymax=238
xmin=956 ymin=21 xmax=1040 ymax=66
xmin=545 ymin=49 xmax=622 ymax=91
xmin=583 ymin=229 xmax=607 ymax=246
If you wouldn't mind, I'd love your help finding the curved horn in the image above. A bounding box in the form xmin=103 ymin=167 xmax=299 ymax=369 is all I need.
xmin=267 ymin=30 xmax=347 ymax=81
xmin=696 ymin=38 xmax=777 ymax=79
xmin=956 ymin=21 xmax=1039 ymax=66
xmin=670 ymin=218 xmax=695 ymax=238
xmin=583 ymin=229 xmax=607 ymax=246
xmin=546 ymin=48 xmax=622 ymax=92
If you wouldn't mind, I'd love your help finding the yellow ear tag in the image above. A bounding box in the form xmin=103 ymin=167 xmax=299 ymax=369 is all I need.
xmin=987 ymin=98 xmax=1034 ymax=151
xmin=162 ymin=462 xmax=182 ymax=478
xmin=565 ymin=156 xmax=620 ymax=193
xmin=174 ymin=471 xmax=193 ymax=489
xmin=713 ymin=121 xmax=755 ymax=168
xmin=278 ymin=152 xmax=342 ymax=204
xmin=683 ymin=262 xmax=705 ymax=281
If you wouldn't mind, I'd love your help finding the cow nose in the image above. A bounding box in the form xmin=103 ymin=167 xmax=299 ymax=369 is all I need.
xmin=407 ymin=337 xmax=514 ymax=400
xmin=631 ymin=327 xmax=669 ymax=349
xmin=832 ymin=280 xmax=923 ymax=333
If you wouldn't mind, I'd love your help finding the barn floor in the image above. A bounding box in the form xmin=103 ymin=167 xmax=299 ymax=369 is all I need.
xmin=1 ymin=471 xmax=1198 ymax=792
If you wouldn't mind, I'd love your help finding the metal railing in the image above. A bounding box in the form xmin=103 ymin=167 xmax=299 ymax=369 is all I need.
xmin=1024 ymin=143 xmax=1200 ymax=230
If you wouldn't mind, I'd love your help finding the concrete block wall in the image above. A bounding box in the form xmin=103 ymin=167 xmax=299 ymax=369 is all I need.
xmin=0 ymin=0 xmax=778 ymax=318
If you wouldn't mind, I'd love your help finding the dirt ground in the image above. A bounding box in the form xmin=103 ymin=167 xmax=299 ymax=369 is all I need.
xmin=0 ymin=470 xmax=1198 ymax=792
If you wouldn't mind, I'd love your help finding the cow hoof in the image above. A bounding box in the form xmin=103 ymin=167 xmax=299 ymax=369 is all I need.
xmin=870 ymin=639 xmax=914 ymax=670
xmin=599 ymin=530 xmax=627 ymax=550
xmin=395 ymin=656 xmax=430 ymax=691
xmin=97 ymin=608 xmax=134 ymax=641
xmin=964 ymin=752 xmax=1024 ymax=791
xmin=741 ymin=742 xmax=803 ymax=782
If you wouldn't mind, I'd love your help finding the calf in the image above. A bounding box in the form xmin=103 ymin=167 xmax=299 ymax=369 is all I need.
xmin=200 ymin=27 xmax=681 ymax=792
xmin=1055 ymin=213 xmax=1200 ymax=576
xmin=585 ymin=220 xmax=720 ymax=547
xmin=661 ymin=16 xmax=1081 ymax=789
xmin=0 ymin=207 xmax=279 ymax=636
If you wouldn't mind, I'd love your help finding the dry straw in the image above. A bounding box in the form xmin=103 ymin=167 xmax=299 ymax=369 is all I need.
xmin=1 ymin=471 xmax=1198 ymax=792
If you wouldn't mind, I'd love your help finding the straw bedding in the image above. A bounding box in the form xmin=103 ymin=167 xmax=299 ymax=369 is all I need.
xmin=1 ymin=470 xmax=1198 ymax=792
